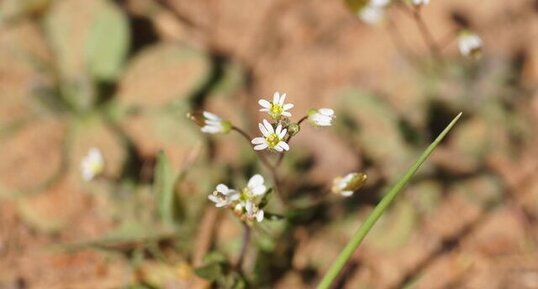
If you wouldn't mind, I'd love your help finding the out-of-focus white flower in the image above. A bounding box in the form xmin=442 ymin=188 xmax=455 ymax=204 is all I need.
xmin=80 ymin=148 xmax=105 ymax=181
xmin=358 ymin=0 xmax=390 ymax=24
xmin=308 ymin=108 xmax=335 ymax=127
xmin=258 ymin=92 xmax=294 ymax=120
xmin=251 ymin=119 xmax=289 ymax=152
xmin=332 ymin=172 xmax=368 ymax=197
xmin=188 ymin=111 xmax=231 ymax=134
xmin=359 ymin=5 xmax=385 ymax=24
xmin=210 ymin=174 xmax=268 ymax=223
xmin=458 ymin=31 xmax=482 ymax=58
xmin=208 ymin=184 xmax=239 ymax=208
xmin=412 ymin=0 xmax=430 ymax=7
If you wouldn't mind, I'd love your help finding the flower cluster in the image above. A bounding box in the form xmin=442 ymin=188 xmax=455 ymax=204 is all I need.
xmin=208 ymin=174 xmax=268 ymax=223
xmin=191 ymin=91 xmax=339 ymax=224
xmin=80 ymin=147 xmax=105 ymax=181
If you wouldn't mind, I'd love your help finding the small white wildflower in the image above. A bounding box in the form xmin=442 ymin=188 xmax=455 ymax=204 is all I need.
xmin=210 ymin=174 xmax=268 ymax=223
xmin=332 ymin=172 xmax=368 ymax=197
xmin=188 ymin=111 xmax=231 ymax=134
xmin=208 ymin=184 xmax=239 ymax=208
xmin=80 ymin=148 xmax=105 ymax=181
xmin=251 ymin=119 xmax=289 ymax=152
xmin=412 ymin=0 xmax=430 ymax=7
xmin=458 ymin=31 xmax=482 ymax=58
xmin=258 ymin=92 xmax=294 ymax=120
xmin=308 ymin=108 xmax=335 ymax=127
xmin=200 ymin=111 xmax=232 ymax=134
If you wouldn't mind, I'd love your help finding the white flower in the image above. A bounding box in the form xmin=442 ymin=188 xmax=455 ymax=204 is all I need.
xmin=412 ymin=0 xmax=430 ymax=6
xmin=358 ymin=0 xmax=390 ymax=24
xmin=458 ymin=31 xmax=482 ymax=58
xmin=200 ymin=111 xmax=232 ymax=134
xmin=359 ymin=5 xmax=385 ymax=24
xmin=210 ymin=174 xmax=268 ymax=223
xmin=308 ymin=108 xmax=335 ymax=127
xmin=251 ymin=119 xmax=289 ymax=152
xmin=245 ymin=200 xmax=264 ymax=222
xmin=243 ymin=174 xmax=267 ymax=197
xmin=332 ymin=172 xmax=368 ymax=197
xmin=208 ymin=184 xmax=239 ymax=208
xmin=258 ymin=92 xmax=294 ymax=119
xmin=80 ymin=148 xmax=105 ymax=181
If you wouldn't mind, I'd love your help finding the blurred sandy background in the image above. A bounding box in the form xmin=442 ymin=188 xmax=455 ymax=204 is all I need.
xmin=1 ymin=0 xmax=538 ymax=288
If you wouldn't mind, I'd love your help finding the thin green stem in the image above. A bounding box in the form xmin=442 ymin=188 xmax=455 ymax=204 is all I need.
xmin=316 ymin=112 xmax=462 ymax=289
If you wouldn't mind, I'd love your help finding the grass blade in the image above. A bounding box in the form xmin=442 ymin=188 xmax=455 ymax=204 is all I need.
xmin=316 ymin=112 xmax=462 ymax=289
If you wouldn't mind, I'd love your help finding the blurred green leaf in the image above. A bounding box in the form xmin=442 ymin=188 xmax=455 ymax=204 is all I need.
xmin=117 ymin=43 xmax=210 ymax=108
xmin=194 ymin=263 xmax=224 ymax=281
xmin=85 ymin=0 xmax=129 ymax=81
xmin=154 ymin=151 xmax=179 ymax=225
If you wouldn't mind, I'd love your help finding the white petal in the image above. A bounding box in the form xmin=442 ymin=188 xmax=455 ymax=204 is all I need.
xmin=245 ymin=201 xmax=254 ymax=214
xmin=283 ymin=103 xmax=294 ymax=110
xmin=275 ymin=124 xmax=282 ymax=136
xmin=273 ymin=92 xmax=280 ymax=104
xmin=256 ymin=210 xmax=264 ymax=222
xmin=277 ymin=141 xmax=289 ymax=151
xmin=216 ymin=184 xmax=228 ymax=194
xmin=229 ymin=192 xmax=240 ymax=201
xmin=203 ymin=111 xmax=220 ymax=121
xmin=341 ymin=190 xmax=354 ymax=197
xmin=260 ymin=108 xmax=269 ymax=112
xmin=254 ymin=143 xmax=269 ymax=150
xmin=262 ymin=119 xmax=274 ymax=133
xmin=251 ymin=185 xmax=267 ymax=196
xmin=278 ymin=93 xmax=287 ymax=105
xmin=258 ymin=99 xmax=271 ymax=109
xmin=281 ymin=111 xmax=292 ymax=117
xmin=251 ymin=137 xmax=265 ymax=145
xmin=278 ymin=128 xmax=287 ymax=139
xmin=248 ymin=174 xmax=264 ymax=188
xmin=258 ymin=122 xmax=269 ymax=136
xmin=273 ymin=146 xmax=283 ymax=152
xmin=201 ymin=125 xmax=221 ymax=134
xmin=319 ymin=108 xmax=334 ymax=116
xmin=208 ymin=195 xmax=220 ymax=204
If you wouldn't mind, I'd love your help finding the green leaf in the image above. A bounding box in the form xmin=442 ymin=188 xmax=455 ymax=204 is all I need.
xmin=154 ymin=151 xmax=178 ymax=225
xmin=194 ymin=263 xmax=223 ymax=281
xmin=85 ymin=0 xmax=129 ymax=81
xmin=316 ymin=113 xmax=462 ymax=289
xmin=45 ymin=0 xmax=129 ymax=81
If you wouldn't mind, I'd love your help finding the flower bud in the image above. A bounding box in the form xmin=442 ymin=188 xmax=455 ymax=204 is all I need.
xmin=287 ymin=123 xmax=301 ymax=137
xmin=332 ymin=172 xmax=368 ymax=197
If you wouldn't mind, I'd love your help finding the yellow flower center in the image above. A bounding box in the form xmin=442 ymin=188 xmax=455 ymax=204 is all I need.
xmin=269 ymin=104 xmax=283 ymax=118
xmin=265 ymin=133 xmax=280 ymax=148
